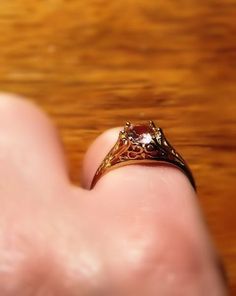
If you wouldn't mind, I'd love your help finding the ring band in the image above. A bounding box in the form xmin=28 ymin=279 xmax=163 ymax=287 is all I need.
xmin=91 ymin=121 xmax=196 ymax=190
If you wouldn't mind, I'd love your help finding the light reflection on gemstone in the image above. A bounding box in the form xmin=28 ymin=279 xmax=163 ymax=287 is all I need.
xmin=137 ymin=133 xmax=152 ymax=144
xmin=127 ymin=124 xmax=154 ymax=144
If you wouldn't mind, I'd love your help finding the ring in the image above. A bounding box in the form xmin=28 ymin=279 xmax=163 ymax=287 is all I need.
xmin=91 ymin=121 xmax=196 ymax=190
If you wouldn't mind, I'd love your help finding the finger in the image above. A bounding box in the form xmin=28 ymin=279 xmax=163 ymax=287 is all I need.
xmin=82 ymin=126 xmax=227 ymax=291
xmin=0 ymin=93 xmax=69 ymax=193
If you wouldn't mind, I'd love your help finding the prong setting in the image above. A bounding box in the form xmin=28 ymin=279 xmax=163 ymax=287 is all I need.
xmin=124 ymin=121 xmax=131 ymax=132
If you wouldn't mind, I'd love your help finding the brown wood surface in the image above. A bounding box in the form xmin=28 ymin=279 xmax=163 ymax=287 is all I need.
xmin=0 ymin=0 xmax=235 ymax=293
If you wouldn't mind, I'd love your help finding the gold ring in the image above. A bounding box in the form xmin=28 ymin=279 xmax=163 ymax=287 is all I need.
xmin=91 ymin=121 xmax=196 ymax=190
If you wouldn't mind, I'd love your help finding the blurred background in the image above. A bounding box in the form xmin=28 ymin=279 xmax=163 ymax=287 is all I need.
xmin=0 ymin=0 xmax=235 ymax=293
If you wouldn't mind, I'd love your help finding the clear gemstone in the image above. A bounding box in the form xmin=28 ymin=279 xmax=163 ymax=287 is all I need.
xmin=127 ymin=124 xmax=153 ymax=144
xmin=137 ymin=133 xmax=152 ymax=144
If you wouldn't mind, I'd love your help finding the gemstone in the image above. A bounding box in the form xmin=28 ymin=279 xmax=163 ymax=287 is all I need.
xmin=127 ymin=124 xmax=153 ymax=144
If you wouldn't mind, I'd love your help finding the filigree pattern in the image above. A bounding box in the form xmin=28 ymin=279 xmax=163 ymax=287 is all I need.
xmin=91 ymin=122 xmax=195 ymax=190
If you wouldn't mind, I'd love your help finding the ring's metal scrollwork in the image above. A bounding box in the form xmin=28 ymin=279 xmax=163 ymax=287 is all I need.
xmin=91 ymin=121 xmax=196 ymax=190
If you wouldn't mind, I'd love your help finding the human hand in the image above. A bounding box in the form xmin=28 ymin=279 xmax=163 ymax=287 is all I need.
xmin=0 ymin=94 xmax=227 ymax=295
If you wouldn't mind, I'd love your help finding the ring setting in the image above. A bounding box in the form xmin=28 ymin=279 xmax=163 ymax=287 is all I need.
xmin=91 ymin=121 xmax=196 ymax=190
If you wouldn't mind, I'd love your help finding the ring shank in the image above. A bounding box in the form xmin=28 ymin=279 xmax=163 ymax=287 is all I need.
xmin=91 ymin=158 xmax=196 ymax=190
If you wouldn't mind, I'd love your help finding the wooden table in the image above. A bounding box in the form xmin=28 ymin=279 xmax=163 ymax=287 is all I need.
xmin=0 ymin=0 xmax=235 ymax=293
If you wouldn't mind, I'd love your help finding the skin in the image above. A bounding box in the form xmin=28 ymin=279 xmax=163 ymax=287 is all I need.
xmin=0 ymin=93 xmax=228 ymax=295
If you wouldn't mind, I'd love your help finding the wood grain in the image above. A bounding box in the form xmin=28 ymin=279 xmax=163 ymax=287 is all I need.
xmin=0 ymin=0 xmax=235 ymax=293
